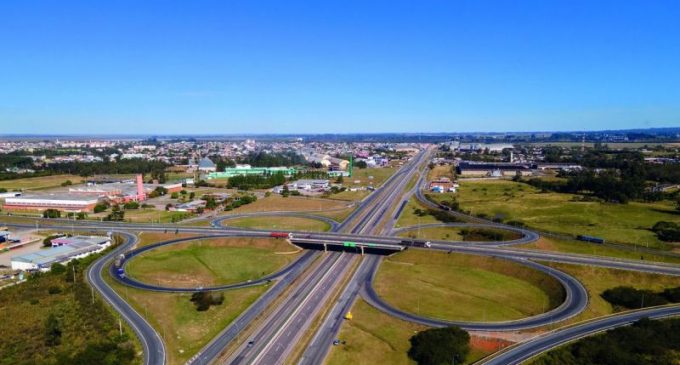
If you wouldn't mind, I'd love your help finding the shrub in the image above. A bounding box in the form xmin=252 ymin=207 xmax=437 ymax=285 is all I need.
xmin=190 ymin=291 xmax=225 ymax=311
xmin=408 ymin=326 xmax=470 ymax=365
xmin=42 ymin=209 xmax=61 ymax=219
xmin=123 ymin=201 xmax=139 ymax=210
xmin=601 ymin=286 xmax=669 ymax=309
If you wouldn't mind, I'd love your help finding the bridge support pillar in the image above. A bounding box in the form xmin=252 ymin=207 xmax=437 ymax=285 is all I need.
xmin=324 ymin=243 xmax=327 ymax=252
xmin=360 ymin=246 xmax=364 ymax=256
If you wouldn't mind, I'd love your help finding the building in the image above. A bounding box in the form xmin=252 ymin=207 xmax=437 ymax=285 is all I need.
xmin=207 ymin=166 xmax=297 ymax=179
xmin=456 ymin=161 xmax=533 ymax=177
xmin=458 ymin=143 xmax=514 ymax=153
xmin=3 ymin=193 xmax=101 ymax=213
xmin=171 ymin=200 xmax=207 ymax=212
xmin=49 ymin=235 xmax=111 ymax=248
xmin=198 ymin=157 xmax=217 ymax=172
xmin=11 ymin=236 xmax=111 ymax=271
xmin=429 ymin=178 xmax=457 ymax=193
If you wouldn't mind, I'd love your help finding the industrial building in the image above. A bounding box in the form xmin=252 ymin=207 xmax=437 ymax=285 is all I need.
xmin=11 ymin=235 xmax=111 ymax=271
xmin=272 ymin=179 xmax=330 ymax=194
xmin=429 ymin=178 xmax=458 ymax=193
xmin=2 ymin=174 xmax=182 ymax=213
xmin=207 ymin=166 xmax=297 ymax=179
xmin=456 ymin=161 xmax=534 ymax=177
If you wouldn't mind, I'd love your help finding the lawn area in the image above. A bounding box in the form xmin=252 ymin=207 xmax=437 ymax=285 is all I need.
xmin=327 ymin=299 xmax=492 ymax=365
xmin=518 ymin=236 xmax=680 ymax=265
xmin=328 ymin=189 xmax=370 ymax=201
xmin=446 ymin=179 xmax=680 ymax=249
xmin=126 ymin=237 xmax=300 ymax=287
xmin=395 ymin=198 xmax=441 ymax=227
xmin=96 ymin=208 xmax=192 ymax=223
xmin=223 ymin=215 xmax=331 ymax=231
xmin=315 ymin=206 xmax=357 ymax=222
xmin=227 ymin=195 xmax=349 ymax=213
xmin=374 ymin=250 xmax=564 ymax=322
xmin=0 ymin=174 xmax=84 ymax=191
xmin=398 ymin=226 xmax=463 ymax=241
xmin=135 ymin=232 xmax=199 ymax=247
xmin=427 ymin=164 xmax=454 ymax=181
xmin=348 ymin=167 xmax=396 ymax=188
xmin=534 ymin=262 xmax=680 ymax=329
xmin=105 ymin=274 xmax=266 ymax=365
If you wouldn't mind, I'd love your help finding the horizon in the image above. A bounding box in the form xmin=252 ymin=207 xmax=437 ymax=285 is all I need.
xmin=2 ymin=1 xmax=680 ymax=134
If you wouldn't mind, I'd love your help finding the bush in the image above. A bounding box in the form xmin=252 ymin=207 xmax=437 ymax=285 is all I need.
xmin=190 ymin=291 xmax=225 ymax=311
xmin=408 ymin=326 xmax=470 ymax=365
xmin=291 ymin=190 xmax=301 ymax=196
xmin=43 ymin=234 xmax=62 ymax=248
xmin=171 ymin=192 xmax=179 ymax=199
xmin=93 ymin=203 xmax=109 ymax=213
xmin=48 ymin=286 xmax=62 ymax=295
xmin=42 ymin=209 xmax=61 ymax=219
xmin=651 ymin=221 xmax=680 ymax=242
xmin=601 ymin=286 xmax=669 ymax=309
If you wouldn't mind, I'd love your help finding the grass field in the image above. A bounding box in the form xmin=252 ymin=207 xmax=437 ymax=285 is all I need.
xmin=94 ymin=209 xmax=192 ymax=223
xmin=348 ymin=167 xmax=396 ymax=188
xmin=105 ymin=274 xmax=265 ymax=365
xmin=535 ymin=262 xmax=680 ymax=329
xmin=0 ymin=174 xmax=84 ymax=191
xmin=395 ymin=198 xmax=441 ymax=227
xmin=518 ymin=236 xmax=680 ymax=265
xmin=135 ymin=232 xmax=199 ymax=247
xmin=444 ymin=179 xmax=680 ymax=249
xmin=126 ymin=237 xmax=300 ymax=287
xmin=374 ymin=250 xmax=564 ymax=322
xmin=327 ymin=299 xmax=492 ymax=365
xmin=427 ymin=165 xmax=454 ymax=181
xmin=223 ymin=215 xmax=331 ymax=231
xmin=227 ymin=195 xmax=349 ymax=213
xmin=398 ymin=226 xmax=464 ymax=241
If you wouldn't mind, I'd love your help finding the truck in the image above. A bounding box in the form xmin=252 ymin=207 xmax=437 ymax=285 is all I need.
xmin=400 ymin=239 xmax=431 ymax=248
xmin=270 ymin=232 xmax=293 ymax=239
xmin=576 ymin=235 xmax=605 ymax=244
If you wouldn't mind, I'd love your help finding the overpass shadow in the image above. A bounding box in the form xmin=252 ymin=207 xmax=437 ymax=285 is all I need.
xmin=292 ymin=241 xmax=402 ymax=256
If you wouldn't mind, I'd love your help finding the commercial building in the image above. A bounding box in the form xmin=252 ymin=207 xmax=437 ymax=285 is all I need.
xmin=49 ymin=235 xmax=111 ymax=248
xmin=456 ymin=161 xmax=534 ymax=177
xmin=11 ymin=235 xmax=111 ymax=271
xmin=198 ymin=157 xmax=217 ymax=172
xmin=272 ymin=179 xmax=330 ymax=194
xmin=207 ymin=166 xmax=297 ymax=179
xmin=171 ymin=200 xmax=207 ymax=212
xmin=429 ymin=178 xmax=458 ymax=193
xmin=3 ymin=193 xmax=101 ymax=213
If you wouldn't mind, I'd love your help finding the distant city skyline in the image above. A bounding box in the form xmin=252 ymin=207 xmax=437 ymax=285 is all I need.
xmin=1 ymin=1 xmax=679 ymax=134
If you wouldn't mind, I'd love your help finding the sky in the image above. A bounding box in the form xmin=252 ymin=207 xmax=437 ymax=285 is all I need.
xmin=1 ymin=0 xmax=679 ymax=134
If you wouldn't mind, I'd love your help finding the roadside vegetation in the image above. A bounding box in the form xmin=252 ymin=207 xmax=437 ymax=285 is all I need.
xmin=438 ymin=179 xmax=680 ymax=249
xmin=374 ymin=250 xmax=565 ymax=322
xmin=533 ymin=318 xmax=680 ymax=365
xmin=125 ymin=237 xmax=300 ymax=287
xmin=0 ymin=241 xmax=139 ymax=365
xmin=223 ymin=215 xmax=331 ymax=231
xmin=601 ymin=285 xmax=680 ymax=310
xmin=536 ymin=262 xmax=680 ymax=326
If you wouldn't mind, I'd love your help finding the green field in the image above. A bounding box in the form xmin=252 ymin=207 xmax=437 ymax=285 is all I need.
xmin=374 ymin=250 xmax=564 ymax=322
xmin=536 ymin=262 xmax=680 ymax=328
xmin=126 ymin=237 xmax=300 ymax=287
xmin=0 ymin=174 xmax=84 ymax=191
xmin=348 ymin=167 xmax=396 ymax=188
xmin=519 ymin=237 xmax=680 ymax=265
xmin=105 ymin=273 xmax=265 ymax=365
xmin=442 ymin=179 xmax=680 ymax=249
xmin=398 ymin=226 xmax=463 ymax=241
xmin=395 ymin=198 xmax=441 ymax=227
xmin=223 ymin=215 xmax=331 ymax=231
xmin=327 ymin=299 xmax=491 ymax=365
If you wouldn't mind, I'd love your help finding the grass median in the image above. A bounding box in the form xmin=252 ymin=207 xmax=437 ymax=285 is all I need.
xmin=374 ymin=250 xmax=564 ymax=322
xmin=126 ymin=237 xmax=300 ymax=288
xmin=223 ymin=215 xmax=331 ymax=232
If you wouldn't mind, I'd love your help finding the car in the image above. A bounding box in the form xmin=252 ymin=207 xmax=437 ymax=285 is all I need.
xmin=333 ymin=339 xmax=340 ymax=346
xmin=247 ymin=340 xmax=254 ymax=347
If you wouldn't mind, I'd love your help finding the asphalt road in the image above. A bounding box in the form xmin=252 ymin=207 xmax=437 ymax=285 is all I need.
xmin=481 ymin=304 xmax=680 ymax=365
xmin=86 ymin=231 xmax=166 ymax=365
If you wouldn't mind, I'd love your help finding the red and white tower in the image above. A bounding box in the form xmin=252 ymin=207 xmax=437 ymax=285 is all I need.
xmin=136 ymin=174 xmax=146 ymax=201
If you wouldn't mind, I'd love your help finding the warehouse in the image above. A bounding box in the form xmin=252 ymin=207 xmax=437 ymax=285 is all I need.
xmin=11 ymin=236 xmax=111 ymax=271
xmin=456 ymin=161 xmax=534 ymax=177
xmin=207 ymin=166 xmax=297 ymax=179
xmin=3 ymin=193 xmax=101 ymax=213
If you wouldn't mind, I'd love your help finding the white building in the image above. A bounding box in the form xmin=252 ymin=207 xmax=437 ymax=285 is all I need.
xmin=11 ymin=235 xmax=111 ymax=271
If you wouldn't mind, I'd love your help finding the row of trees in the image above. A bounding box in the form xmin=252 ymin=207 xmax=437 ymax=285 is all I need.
xmin=227 ymin=173 xmax=286 ymax=190
xmin=535 ymin=318 xmax=680 ymax=365
xmin=651 ymin=221 xmax=680 ymax=242
xmin=601 ymin=286 xmax=680 ymax=309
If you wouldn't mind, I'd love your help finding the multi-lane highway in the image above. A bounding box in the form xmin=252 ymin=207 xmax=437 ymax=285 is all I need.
xmin=5 ymin=144 xmax=680 ymax=365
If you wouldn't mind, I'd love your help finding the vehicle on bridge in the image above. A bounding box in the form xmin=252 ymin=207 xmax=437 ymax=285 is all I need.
xmin=400 ymin=239 xmax=431 ymax=248
xmin=270 ymin=232 xmax=293 ymax=239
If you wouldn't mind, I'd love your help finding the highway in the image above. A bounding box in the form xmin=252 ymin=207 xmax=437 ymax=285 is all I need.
xmin=86 ymin=231 xmax=166 ymax=365
xmin=481 ymin=304 xmax=680 ymax=365
xmin=5 ymin=144 xmax=680 ymax=365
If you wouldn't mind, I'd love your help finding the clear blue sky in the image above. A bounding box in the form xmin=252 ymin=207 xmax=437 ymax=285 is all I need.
xmin=1 ymin=1 xmax=679 ymax=134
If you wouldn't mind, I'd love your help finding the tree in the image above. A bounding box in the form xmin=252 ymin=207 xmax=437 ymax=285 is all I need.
xmin=282 ymin=185 xmax=290 ymax=197
xmin=94 ymin=202 xmax=109 ymax=213
xmin=61 ymin=179 xmax=73 ymax=187
xmin=42 ymin=209 xmax=61 ymax=219
xmin=355 ymin=160 xmax=368 ymax=169
xmin=408 ymin=326 xmax=470 ymax=365
xmin=171 ymin=192 xmax=179 ymax=199
xmin=336 ymin=175 xmax=344 ymax=184
xmin=45 ymin=313 xmax=62 ymax=346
